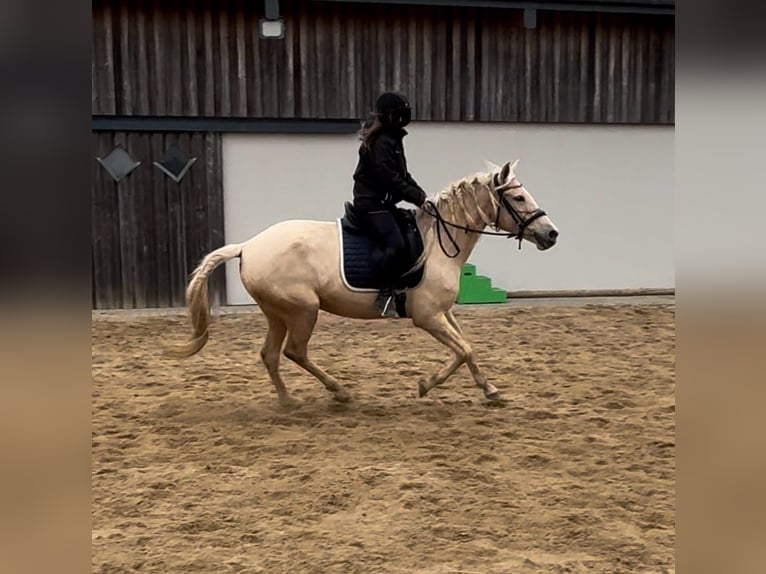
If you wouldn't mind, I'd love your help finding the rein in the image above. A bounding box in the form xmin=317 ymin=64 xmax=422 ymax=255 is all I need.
xmin=420 ymin=174 xmax=547 ymax=258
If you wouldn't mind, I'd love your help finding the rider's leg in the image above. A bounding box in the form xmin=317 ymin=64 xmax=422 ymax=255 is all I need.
xmin=359 ymin=210 xmax=406 ymax=317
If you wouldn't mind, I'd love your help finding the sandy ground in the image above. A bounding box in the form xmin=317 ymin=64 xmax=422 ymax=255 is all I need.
xmin=92 ymin=301 xmax=675 ymax=573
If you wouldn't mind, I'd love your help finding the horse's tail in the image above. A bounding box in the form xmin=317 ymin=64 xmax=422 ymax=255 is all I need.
xmin=164 ymin=243 xmax=243 ymax=358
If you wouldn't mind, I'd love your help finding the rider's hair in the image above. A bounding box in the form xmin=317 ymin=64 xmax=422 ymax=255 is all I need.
xmin=358 ymin=112 xmax=385 ymax=151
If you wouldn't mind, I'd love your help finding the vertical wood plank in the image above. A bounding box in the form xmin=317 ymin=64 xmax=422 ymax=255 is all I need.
xmin=523 ymin=25 xmax=534 ymax=122
xmin=166 ymin=7 xmax=182 ymax=115
xmin=164 ymin=134 xmax=185 ymax=306
xmin=449 ymin=9 xmax=461 ymax=120
xmin=218 ymin=5 xmax=231 ymax=116
xmin=111 ymin=132 xmax=132 ymax=307
xmin=421 ymin=17 xmax=432 ymax=120
xmin=538 ymin=15 xmax=549 ymax=122
xmin=332 ymin=8 xmax=343 ymax=117
xmin=354 ymin=12 xmax=365 ymax=115
xmin=606 ymin=15 xmax=617 ymax=123
xmin=92 ymin=132 xmax=123 ymax=308
xmin=579 ymin=16 xmax=589 ymax=122
xmin=626 ymin=22 xmax=634 ymax=123
xmin=552 ymin=16 xmax=562 ymax=123
xmin=104 ymin=2 xmax=117 ymax=114
xmin=392 ymin=11 xmax=403 ymax=92
xmin=248 ymin=3 xmax=264 ymax=116
xmin=151 ymin=5 xmax=167 ymax=115
xmin=282 ymin=8 xmax=296 ymax=117
xmin=433 ymin=10 xmax=447 ymax=120
xmin=205 ymin=132 xmax=226 ymax=305
xmin=620 ymin=22 xmax=630 ymax=123
xmin=346 ymin=7 xmax=357 ymax=117
xmin=235 ymin=0 xmax=248 ymax=116
xmin=592 ymin=15 xmax=603 ymax=122
xmin=660 ymin=25 xmax=673 ymax=123
xmin=645 ymin=24 xmax=657 ymax=122
xmin=633 ymin=21 xmax=645 ymax=123
xmin=149 ymin=132 xmax=171 ymax=307
xmin=298 ymin=8 xmax=309 ymax=117
xmin=561 ymin=13 xmax=573 ymax=122
xmin=92 ymin=4 xmax=103 ymax=113
xmin=130 ymin=131 xmax=152 ymax=307
xmin=375 ymin=13 xmax=386 ymax=94
xmin=118 ymin=2 xmax=132 ymax=114
xmin=407 ymin=15 xmax=417 ymax=117
xmin=479 ymin=12 xmax=490 ymax=121
xmin=509 ymin=23 xmax=521 ymax=122
xmin=136 ymin=4 xmax=150 ymax=114
xmin=465 ymin=14 xmax=475 ymax=120
xmin=202 ymin=3 xmax=215 ymax=115
xmin=185 ymin=8 xmax=199 ymax=116
xmin=92 ymin=17 xmax=99 ymax=112
xmin=266 ymin=26 xmax=281 ymax=116
xmin=316 ymin=7 xmax=327 ymax=117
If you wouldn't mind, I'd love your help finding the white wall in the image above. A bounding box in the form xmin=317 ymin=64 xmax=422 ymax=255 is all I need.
xmin=222 ymin=123 xmax=674 ymax=305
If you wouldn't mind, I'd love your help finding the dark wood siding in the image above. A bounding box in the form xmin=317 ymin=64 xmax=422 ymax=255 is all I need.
xmin=91 ymin=0 xmax=674 ymax=124
xmin=92 ymin=130 xmax=226 ymax=309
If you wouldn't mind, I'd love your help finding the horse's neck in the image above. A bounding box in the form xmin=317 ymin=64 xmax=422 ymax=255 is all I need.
xmin=439 ymin=223 xmax=483 ymax=267
xmin=422 ymin=183 xmax=492 ymax=268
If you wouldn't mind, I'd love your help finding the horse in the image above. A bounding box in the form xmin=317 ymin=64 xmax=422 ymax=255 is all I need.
xmin=165 ymin=159 xmax=559 ymax=404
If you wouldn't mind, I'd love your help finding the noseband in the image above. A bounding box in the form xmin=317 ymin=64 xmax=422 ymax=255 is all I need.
xmin=421 ymin=174 xmax=547 ymax=258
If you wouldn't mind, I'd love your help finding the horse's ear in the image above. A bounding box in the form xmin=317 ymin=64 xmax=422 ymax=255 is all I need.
xmin=499 ymin=161 xmax=511 ymax=182
xmin=484 ymin=160 xmax=501 ymax=173
xmin=510 ymin=159 xmax=520 ymax=173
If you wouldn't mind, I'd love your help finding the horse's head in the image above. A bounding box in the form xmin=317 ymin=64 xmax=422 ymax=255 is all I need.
xmin=486 ymin=160 xmax=559 ymax=251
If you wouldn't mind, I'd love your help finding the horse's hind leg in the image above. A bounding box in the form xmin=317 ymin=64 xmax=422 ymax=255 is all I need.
xmin=259 ymin=315 xmax=292 ymax=405
xmin=283 ymin=307 xmax=351 ymax=403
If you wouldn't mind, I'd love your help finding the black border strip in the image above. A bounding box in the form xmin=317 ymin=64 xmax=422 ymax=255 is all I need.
xmin=308 ymin=0 xmax=674 ymax=15
xmin=91 ymin=116 xmax=361 ymax=134
xmin=93 ymin=115 xmax=674 ymax=132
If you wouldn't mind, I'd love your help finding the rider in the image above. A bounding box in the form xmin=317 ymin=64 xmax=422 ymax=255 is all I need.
xmin=351 ymin=91 xmax=428 ymax=317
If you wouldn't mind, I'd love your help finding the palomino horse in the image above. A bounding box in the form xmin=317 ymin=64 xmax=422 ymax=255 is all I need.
xmin=166 ymin=160 xmax=559 ymax=403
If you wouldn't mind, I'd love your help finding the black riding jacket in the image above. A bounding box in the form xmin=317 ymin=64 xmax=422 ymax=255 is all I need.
xmin=352 ymin=128 xmax=427 ymax=211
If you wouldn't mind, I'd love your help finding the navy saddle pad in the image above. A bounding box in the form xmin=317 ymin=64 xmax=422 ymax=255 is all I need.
xmin=338 ymin=202 xmax=425 ymax=292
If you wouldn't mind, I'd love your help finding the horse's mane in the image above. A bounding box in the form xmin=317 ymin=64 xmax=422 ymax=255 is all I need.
xmin=411 ymin=170 xmax=495 ymax=270
xmin=417 ymin=171 xmax=494 ymax=231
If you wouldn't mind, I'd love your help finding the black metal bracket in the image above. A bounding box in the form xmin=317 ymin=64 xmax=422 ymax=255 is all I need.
xmin=523 ymin=7 xmax=536 ymax=28
xmin=264 ymin=0 xmax=280 ymax=19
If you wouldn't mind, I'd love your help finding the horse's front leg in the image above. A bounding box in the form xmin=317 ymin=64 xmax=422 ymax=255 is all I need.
xmin=413 ymin=312 xmax=501 ymax=401
xmin=445 ymin=310 xmax=500 ymax=400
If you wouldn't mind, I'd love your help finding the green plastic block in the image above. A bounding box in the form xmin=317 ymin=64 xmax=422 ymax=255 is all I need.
xmin=456 ymin=263 xmax=507 ymax=304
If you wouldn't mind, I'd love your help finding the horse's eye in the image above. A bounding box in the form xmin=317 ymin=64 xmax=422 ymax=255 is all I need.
xmin=513 ymin=196 xmax=525 ymax=202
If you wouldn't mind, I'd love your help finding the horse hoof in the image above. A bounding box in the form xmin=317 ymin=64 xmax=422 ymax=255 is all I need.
xmin=485 ymin=391 xmax=503 ymax=403
xmin=418 ymin=381 xmax=428 ymax=398
xmin=278 ymin=396 xmax=301 ymax=410
xmin=333 ymin=390 xmax=352 ymax=403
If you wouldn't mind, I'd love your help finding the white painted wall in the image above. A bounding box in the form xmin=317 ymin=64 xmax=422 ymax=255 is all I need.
xmin=222 ymin=123 xmax=674 ymax=305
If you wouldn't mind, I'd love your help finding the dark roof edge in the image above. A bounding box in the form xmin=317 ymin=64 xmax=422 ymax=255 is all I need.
xmin=308 ymin=0 xmax=674 ymax=15
xmin=92 ymin=116 xmax=361 ymax=134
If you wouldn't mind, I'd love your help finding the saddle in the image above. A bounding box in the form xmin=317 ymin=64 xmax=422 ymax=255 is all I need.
xmin=337 ymin=202 xmax=425 ymax=305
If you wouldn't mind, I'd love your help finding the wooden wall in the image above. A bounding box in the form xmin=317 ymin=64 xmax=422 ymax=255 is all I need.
xmin=92 ymin=131 xmax=226 ymax=309
xmin=91 ymin=0 xmax=674 ymax=124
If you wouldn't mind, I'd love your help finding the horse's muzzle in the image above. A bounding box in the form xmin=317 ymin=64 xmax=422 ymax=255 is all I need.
xmin=534 ymin=228 xmax=559 ymax=250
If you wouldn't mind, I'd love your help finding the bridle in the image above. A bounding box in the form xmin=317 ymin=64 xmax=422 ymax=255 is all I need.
xmin=420 ymin=173 xmax=547 ymax=258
